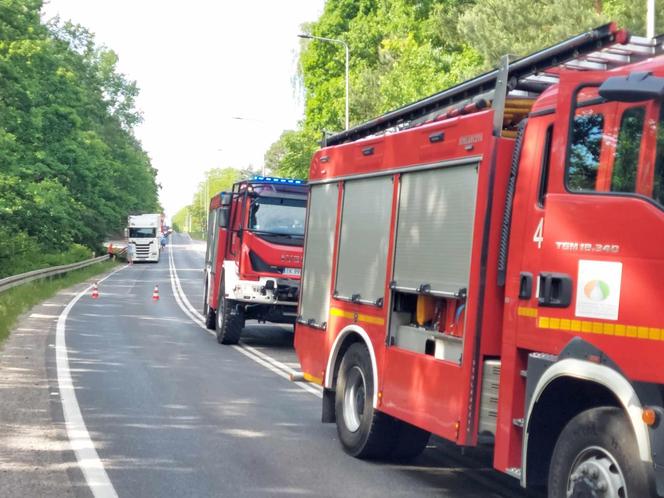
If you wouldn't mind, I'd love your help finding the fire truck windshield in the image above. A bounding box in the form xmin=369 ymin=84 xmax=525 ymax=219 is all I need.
xmin=129 ymin=227 xmax=157 ymax=238
xmin=248 ymin=196 xmax=306 ymax=237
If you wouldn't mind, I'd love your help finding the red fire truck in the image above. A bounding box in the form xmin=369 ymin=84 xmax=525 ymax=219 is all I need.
xmin=203 ymin=176 xmax=308 ymax=344
xmin=295 ymin=24 xmax=664 ymax=497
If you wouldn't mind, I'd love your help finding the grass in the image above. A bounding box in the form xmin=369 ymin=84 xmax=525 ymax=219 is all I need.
xmin=0 ymin=259 xmax=119 ymax=344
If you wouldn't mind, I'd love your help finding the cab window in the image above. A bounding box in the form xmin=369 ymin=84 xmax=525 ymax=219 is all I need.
xmin=565 ymin=84 xmax=664 ymax=208
xmin=610 ymin=106 xmax=645 ymax=194
xmin=653 ymin=105 xmax=664 ymax=205
xmin=567 ymin=110 xmax=604 ymax=191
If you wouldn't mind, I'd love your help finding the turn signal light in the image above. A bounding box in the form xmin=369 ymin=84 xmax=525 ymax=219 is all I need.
xmin=643 ymin=408 xmax=658 ymax=426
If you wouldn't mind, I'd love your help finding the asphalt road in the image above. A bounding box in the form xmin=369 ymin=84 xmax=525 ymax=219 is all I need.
xmin=6 ymin=232 xmax=542 ymax=497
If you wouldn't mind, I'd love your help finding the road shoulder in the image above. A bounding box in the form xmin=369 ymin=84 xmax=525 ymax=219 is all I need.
xmin=0 ymin=278 xmax=103 ymax=498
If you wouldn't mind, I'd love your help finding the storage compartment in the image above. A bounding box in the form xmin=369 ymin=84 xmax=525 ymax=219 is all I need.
xmin=299 ymin=183 xmax=338 ymax=328
xmin=335 ymin=176 xmax=393 ymax=306
xmin=391 ymin=164 xmax=479 ymax=298
xmin=478 ymin=359 xmax=501 ymax=436
xmin=389 ymin=290 xmax=466 ymax=364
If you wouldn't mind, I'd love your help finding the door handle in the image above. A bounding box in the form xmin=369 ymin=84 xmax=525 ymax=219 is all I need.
xmin=519 ymin=272 xmax=533 ymax=299
xmin=538 ymin=273 xmax=572 ymax=308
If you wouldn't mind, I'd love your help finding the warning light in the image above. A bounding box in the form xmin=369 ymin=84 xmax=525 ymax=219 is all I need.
xmin=251 ymin=176 xmax=305 ymax=185
xmin=643 ymin=408 xmax=658 ymax=426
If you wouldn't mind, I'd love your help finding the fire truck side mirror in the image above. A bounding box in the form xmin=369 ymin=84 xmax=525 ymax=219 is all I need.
xmin=599 ymin=71 xmax=664 ymax=102
xmin=124 ymin=228 xmax=128 ymax=239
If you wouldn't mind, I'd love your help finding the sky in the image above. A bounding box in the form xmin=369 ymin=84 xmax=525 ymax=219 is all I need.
xmin=41 ymin=1 xmax=325 ymax=220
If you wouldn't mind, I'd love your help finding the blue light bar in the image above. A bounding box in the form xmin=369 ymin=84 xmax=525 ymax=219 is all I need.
xmin=251 ymin=175 xmax=305 ymax=185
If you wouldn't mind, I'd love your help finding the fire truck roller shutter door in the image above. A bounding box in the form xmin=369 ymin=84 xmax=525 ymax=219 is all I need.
xmin=393 ymin=162 xmax=479 ymax=297
xmin=336 ymin=176 xmax=393 ymax=305
xmin=300 ymin=183 xmax=338 ymax=328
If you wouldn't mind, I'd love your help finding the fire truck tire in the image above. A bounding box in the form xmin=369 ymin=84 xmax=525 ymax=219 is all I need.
xmin=203 ymin=280 xmax=216 ymax=330
xmin=216 ymin=292 xmax=243 ymax=345
xmin=547 ymin=407 xmax=650 ymax=498
xmin=389 ymin=421 xmax=430 ymax=461
xmin=335 ymin=343 xmax=396 ymax=459
xmin=205 ymin=307 xmax=216 ymax=330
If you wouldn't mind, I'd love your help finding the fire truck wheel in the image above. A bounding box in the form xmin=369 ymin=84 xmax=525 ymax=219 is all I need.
xmin=216 ymin=292 xmax=243 ymax=345
xmin=335 ymin=343 xmax=396 ymax=459
xmin=203 ymin=280 xmax=216 ymax=330
xmin=389 ymin=421 xmax=430 ymax=461
xmin=548 ymin=407 xmax=649 ymax=498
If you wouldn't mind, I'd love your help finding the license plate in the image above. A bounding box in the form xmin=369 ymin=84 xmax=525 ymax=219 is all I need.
xmin=283 ymin=268 xmax=301 ymax=276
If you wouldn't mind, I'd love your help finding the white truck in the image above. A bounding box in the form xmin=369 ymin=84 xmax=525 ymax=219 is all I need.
xmin=126 ymin=213 xmax=162 ymax=263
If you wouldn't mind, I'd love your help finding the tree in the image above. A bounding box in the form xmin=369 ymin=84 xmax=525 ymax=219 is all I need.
xmin=266 ymin=0 xmax=663 ymax=180
xmin=0 ymin=0 xmax=159 ymax=276
xmin=459 ymin=0 xmax=664 ymax=66
xmin=264 ymin=129 xmax=318 ymax=179
xmin=174 ymin=167 xmax=244 ymax=236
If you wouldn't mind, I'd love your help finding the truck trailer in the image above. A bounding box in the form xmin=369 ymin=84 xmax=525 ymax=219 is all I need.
xmin=204 ymin=176 xmax=308 ymax=344
xmin=294 ymin=24 xmax=664 ymax=497
xmin=127 ymin=213 xmax=162 ymax=263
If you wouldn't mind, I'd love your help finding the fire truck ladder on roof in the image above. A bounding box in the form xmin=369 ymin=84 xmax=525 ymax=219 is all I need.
xmin=325 ymin=23 xmax=664 ymax=146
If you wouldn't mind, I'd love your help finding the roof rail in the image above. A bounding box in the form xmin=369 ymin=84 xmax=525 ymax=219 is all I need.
xmin=325 ymin=23 xmax=664 ymax=146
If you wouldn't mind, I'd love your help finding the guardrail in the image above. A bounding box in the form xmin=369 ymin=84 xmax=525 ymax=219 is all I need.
xmin=0 ymin=255 xmax=111 ymax=294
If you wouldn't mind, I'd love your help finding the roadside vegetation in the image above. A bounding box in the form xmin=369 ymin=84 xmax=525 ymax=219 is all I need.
xmin=172 ymin=167 xmax=247 ymax=237
xmin=265 ymin=0 xmax=664 ymax=179
xmin=175 ymin=0 xmax=664 ymax=232
xmin=0 ymin=258 xmax=118 ymax=344
xmin=0 ymin=1 xmax=160 ymax=278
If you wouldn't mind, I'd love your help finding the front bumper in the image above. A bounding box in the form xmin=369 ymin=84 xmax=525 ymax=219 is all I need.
xmin=227 ymin=276 xmax=299 ymax=306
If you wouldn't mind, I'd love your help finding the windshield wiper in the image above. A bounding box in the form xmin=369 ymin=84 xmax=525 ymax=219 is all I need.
xmin=250 ymin=229 xmax=304 ymax=238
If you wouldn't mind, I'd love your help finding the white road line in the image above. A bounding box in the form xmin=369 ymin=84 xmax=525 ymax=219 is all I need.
xmin=56 ymin=264 xmax=127 ymax=498
xmin=168 ymin=240 xmax=322 ymax=398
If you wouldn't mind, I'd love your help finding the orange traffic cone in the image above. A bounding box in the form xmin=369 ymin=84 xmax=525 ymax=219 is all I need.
xmin=91 ymin=282 xmax=99 ymax=299
xmin=152 ymin=284 xmax=159 ymax=302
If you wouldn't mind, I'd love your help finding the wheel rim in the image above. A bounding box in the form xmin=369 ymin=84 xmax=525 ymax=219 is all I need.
xmin=343 ymin=365 xmax=366 ymax=433
xmin=566 ymin=445 xmax=627 ymax=498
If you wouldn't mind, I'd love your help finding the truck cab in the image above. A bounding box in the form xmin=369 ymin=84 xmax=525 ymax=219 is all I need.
xmin=203 ymin=176 xmax=308 ymax=344
xmin=127 ymin=213 xmax=162 ymax=263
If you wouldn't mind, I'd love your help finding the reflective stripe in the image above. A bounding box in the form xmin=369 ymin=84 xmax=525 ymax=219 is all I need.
xmin=517 ymin=306 xmax=663 ymax=341
xmin=303 ymin=372 xmax=324 ymax=385
xmin=330 ymin=307 xmax=385 ymax=326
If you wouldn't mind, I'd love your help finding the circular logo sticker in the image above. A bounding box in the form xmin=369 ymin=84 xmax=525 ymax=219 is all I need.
xmin=584 ymin=280 xmax=610 ymax=302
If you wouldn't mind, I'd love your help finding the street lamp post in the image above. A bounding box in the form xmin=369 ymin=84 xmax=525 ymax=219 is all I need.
xmin=298 ymin=33 xmax=350 ymax=130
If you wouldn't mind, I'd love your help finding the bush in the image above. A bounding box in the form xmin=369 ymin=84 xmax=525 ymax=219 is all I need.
xmin=0 ymin=229 xmax=93 ymax=279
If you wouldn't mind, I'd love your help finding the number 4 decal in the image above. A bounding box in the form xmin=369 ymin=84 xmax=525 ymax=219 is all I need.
xmin=533 ymin=217 xmax=544 ymax=249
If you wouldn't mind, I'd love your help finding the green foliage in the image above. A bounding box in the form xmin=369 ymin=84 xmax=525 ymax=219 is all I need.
xmin=264 ymin=129 xmax=319 ymax=179
xmin=0 ymin=0 xmax=159 ymax=276
xmin=0 ymin=258 xmax=118 ymax=343
xmin=173 ymin=167 xmax=245 ymax=235
xmin=266 ymin=0 xmax=653 ymax=180
xmin=0 ymin=225 xmax=92 ymax=278
xmin=268 ymin=0 xmax=486 ymax=178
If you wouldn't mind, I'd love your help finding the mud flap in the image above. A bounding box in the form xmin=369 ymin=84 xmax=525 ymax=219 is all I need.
xmin=322 ymin=388 xmax=336 ymax=423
